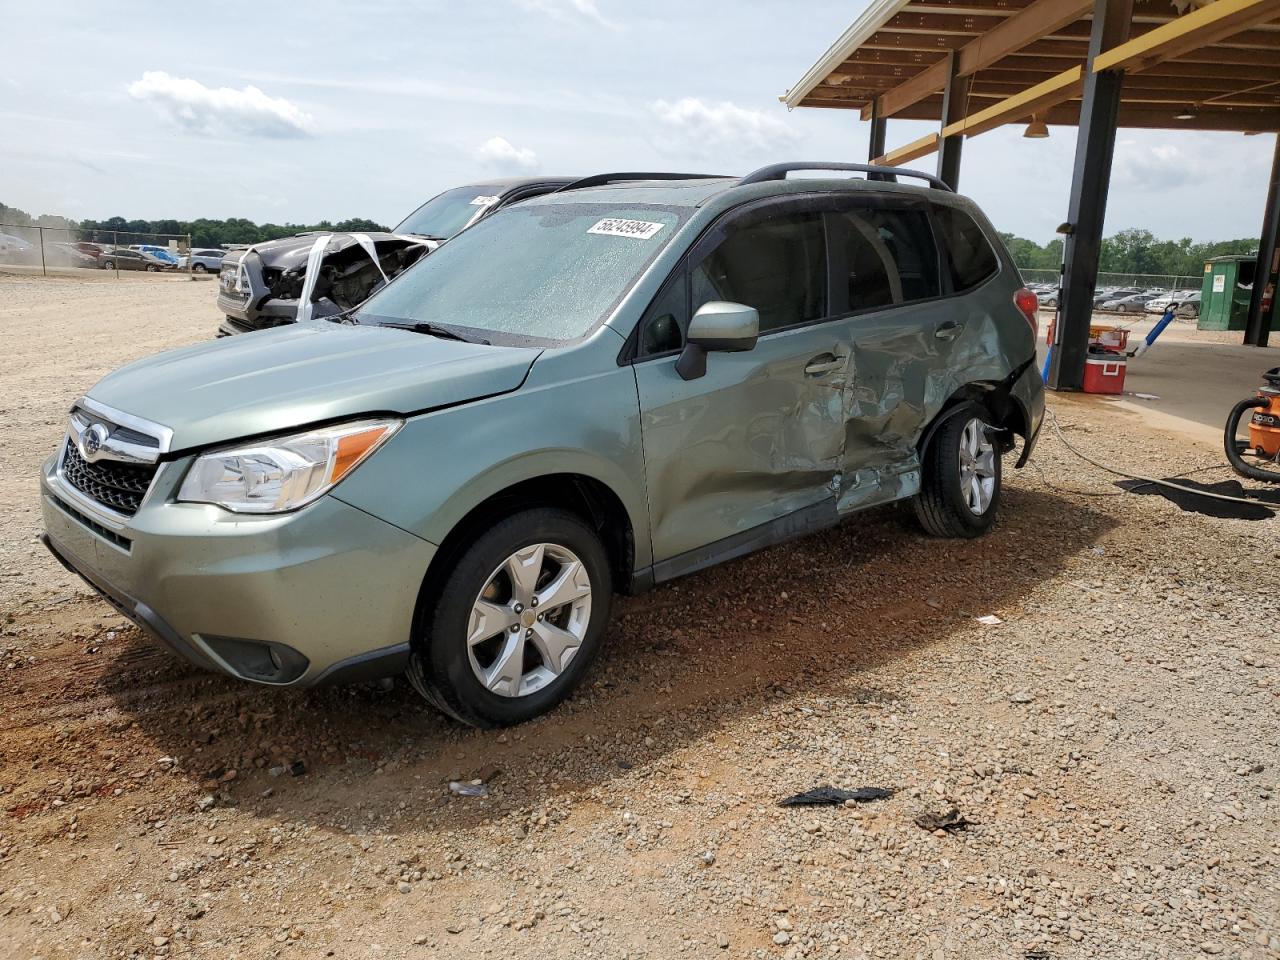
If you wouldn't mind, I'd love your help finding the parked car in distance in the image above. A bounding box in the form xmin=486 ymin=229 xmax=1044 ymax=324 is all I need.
xmin=47 ymin=242 xmax=99 ymax=268
xmin=1176 ymin=290 xmax=1201 ymax=318
xmin=74 ymin=242 xmax=105 ymax=262
xmin=1094 ymin=286 xmax=1142 ymax=308
xmin=177 ymin=249 xmax=227 ymax=273
xmin=1100 ymin=293 xmax=1156 ymax=313
xmin=41 ymin=164 xmax=1045 ymax=728
xmin=98 ymin=248 xmax=152 ymax=271
xmin=1144 ymin=290 xmax=1193 ymax=314
xmin=1036 ymin=289 xmax=1058 ymax=308
xmin=216 ymin=176 xmax=580 ymax=337
xmin=0 ymin=232 xmax=36 ymax=263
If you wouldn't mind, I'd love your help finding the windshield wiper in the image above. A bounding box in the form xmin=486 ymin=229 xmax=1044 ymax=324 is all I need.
xmin=378 ymin=321 xmax=489 ymax=345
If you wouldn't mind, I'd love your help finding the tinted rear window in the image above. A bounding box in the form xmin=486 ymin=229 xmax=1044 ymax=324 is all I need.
xmin=933 ymin=205 xmax=998 ymax=292
xmin=831 ymin=206 xmax=940 ymax=312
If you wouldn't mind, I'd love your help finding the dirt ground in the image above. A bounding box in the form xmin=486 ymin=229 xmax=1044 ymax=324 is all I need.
xmin=0 ymin=273 xmax=1276 ymax=960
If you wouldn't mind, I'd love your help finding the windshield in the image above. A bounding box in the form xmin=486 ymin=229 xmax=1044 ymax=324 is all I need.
xmin=393 ymin=186 xmax=506 ymax=239
xmin=357 ymin=202 xmax=687 ymax=343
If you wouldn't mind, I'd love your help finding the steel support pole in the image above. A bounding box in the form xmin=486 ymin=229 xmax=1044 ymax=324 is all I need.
xmin=936 ymin=51 xmax=969 ymax=191
xmin=1046 ymin=0 xmax=1133 ymax=391
xmin=868 ymin=98 xmax=886 ymax=164
xmin=1243 ymin=132 xmax=1280 ymax=348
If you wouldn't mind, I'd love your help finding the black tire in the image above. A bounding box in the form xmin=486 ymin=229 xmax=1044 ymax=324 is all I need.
xmin=193 ymin=263 xmax=207 ymax=273
xmin=101 ymin=260 xmax=113 ymax=270
xmin=913 ymin=403 xmax=1003 ymax=539
xmin=407 ymin=507 xmax=612 ymax=728
xmin=146 ymin=265 xmax=159 ymax=273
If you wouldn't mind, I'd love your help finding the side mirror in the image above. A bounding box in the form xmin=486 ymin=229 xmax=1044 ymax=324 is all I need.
xmin=675 ymin=301 xmax=760 ymax=381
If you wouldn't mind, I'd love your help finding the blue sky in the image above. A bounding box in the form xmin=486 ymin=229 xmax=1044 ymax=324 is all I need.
xmin=2 ymin=0 xmax=1275 ymax=242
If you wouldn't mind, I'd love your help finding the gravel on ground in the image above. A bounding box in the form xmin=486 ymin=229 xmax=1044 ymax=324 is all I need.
xmin=0 ymin=274 xmax=1276 ymax=960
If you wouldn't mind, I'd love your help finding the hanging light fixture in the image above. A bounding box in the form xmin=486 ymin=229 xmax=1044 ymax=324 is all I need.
xmin=1175 ymin=105 xmax=1197 ymax=120
xmin=1023 ymin=114 xmax=1049 ymax=138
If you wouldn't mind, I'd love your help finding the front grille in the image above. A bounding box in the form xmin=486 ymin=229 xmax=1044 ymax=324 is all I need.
xmin=61 ymin=441 xmax=157 ymax=517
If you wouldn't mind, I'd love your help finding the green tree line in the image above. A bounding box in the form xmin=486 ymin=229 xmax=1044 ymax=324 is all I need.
xmin=2 ymin=202 xmax=387 ymax=249
xmin=1000 ymin=227 xmax=1258 ymax=277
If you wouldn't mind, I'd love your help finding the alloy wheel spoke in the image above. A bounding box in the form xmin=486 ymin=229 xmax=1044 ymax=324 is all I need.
xmin=530 ymin=620 xmax=580 ymax=674
xmin=974 ymin=449 xmax=997 ymax=478
xmin=483 ymin=633 xmax=526 ymax=695
xmin=504 ymin=544 xmax=545 ymax=605
xmin=468 ymin=600 xmax=518 ymax=647
xmin=535 ymin=560 xmax=591 ymax=613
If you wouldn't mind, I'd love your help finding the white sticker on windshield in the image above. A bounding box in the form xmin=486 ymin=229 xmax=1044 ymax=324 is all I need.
xmin=470 ymin=195 xmax=499 ymax=206
xmin=588 ymin=218 xmax=665 ymax=240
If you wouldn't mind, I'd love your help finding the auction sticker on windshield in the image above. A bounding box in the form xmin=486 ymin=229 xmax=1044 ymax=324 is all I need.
xmin=470 ymin=196 xmax=499 ymax=206
xmin=587 ymin=218 xmax=665 ymax=240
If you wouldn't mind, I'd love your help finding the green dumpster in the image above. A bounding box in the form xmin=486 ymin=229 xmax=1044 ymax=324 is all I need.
xmin=1198 ymin=255 xmax=1257 ymax=331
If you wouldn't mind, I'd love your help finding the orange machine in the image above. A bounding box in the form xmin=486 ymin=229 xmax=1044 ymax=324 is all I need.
xmin=1225 ymin=368 xmax=1280 ymax=482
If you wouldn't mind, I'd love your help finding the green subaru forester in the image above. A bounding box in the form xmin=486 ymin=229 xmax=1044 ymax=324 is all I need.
xmin=41 ymin=165 xmax=1044 ymax=727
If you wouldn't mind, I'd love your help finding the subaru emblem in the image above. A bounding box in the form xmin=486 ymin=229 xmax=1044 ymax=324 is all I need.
xmin=81 ymin=422 xmax=109 ymax=461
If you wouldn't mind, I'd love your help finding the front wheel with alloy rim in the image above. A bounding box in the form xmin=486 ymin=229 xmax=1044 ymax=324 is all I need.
xmin=407 ymin=507 xmax=612 ymax=727
xmin=913 ymin=404 xmax=1003 ymax=538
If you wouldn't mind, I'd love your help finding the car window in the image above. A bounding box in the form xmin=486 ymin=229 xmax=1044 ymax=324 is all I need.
xmin=690 ymin=210 xmax=826 ymax=335
xmin=393 ymin=186 xmax=503 ymax=240
xmin=932 ymin=204 xmax=998 ymax=292
xmin=357 ymin=202 xmax=689 ymax=344
xmin=830 ymin=205 xmax=940 ymax=312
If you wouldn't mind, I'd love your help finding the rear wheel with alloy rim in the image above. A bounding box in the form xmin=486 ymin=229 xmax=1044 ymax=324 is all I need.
xmin=407 ymin=507 xmax=611 ymax=727
xmin=913 ymin=404 xmax=1002 ymax=538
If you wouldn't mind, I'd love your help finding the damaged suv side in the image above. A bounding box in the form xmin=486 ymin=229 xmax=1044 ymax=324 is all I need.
xmin=216 ymin=177 xmax=576 ymax=336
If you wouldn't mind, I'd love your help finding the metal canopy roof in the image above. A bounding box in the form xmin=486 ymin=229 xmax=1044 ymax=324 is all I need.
xmin=783 ymin=0 xmax=1280 ymax=150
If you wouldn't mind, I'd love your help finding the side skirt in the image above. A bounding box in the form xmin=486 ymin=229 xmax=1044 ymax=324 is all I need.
xmin=646 ymin=498 xmax=839 ymax=586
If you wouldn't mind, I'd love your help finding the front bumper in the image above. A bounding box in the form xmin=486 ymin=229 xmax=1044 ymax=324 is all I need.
xmin=216 ymin=253 xmax=302 ymax=335
xmin=40 ymin=454 xmax=437 ymax=686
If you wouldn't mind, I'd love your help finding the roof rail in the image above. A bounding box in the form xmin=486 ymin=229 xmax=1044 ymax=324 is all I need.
xmin=557 ymin=172 xmax=729 ymax=192
xmin=737 ymin=162 xmax=952 ymax=192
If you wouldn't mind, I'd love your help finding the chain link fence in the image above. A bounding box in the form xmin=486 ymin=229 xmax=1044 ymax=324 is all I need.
xmin=1019 ymin=266 xmax=1202 ymax=292
xmin=0 ymin=223 xmax=195 ymax=278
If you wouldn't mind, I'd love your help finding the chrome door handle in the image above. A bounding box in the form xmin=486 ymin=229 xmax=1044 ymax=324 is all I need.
xmin=935 ymin=320 xmax=965 ymax=340
xmin=804 ymin=353 xmax=846 ymax=375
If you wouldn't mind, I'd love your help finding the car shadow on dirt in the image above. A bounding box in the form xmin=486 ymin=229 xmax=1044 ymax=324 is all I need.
xmin=95 ymin=484 xmax=1114 ymax=835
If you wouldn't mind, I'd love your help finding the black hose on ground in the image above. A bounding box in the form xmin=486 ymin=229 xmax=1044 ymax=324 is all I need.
xmin=1223 ymin=397 xmax=1280 ymax=484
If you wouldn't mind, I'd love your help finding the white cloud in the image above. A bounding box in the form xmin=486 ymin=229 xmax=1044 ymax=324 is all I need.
xmin=649 ymin=98 xmax=800 ymax=157
xmin=127 ymin=71 xmax=315 ymax=139
xmin=515 ymin=0 xmax=618 ymax=29
xmin=1112 ymin=141 xmax=1202 ymax=192
xmin=475 ymin=136 xmax=539 ymax=173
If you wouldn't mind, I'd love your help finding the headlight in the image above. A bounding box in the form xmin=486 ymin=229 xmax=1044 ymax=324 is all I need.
xmin=177 ymin=419 xmax=401 ymax=514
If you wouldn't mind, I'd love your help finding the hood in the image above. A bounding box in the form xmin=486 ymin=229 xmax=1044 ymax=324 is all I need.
xmin=86 ymin=321 xmax=539 ymax=452
xmin=220 ymin=232 xmax=418 ymax=271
